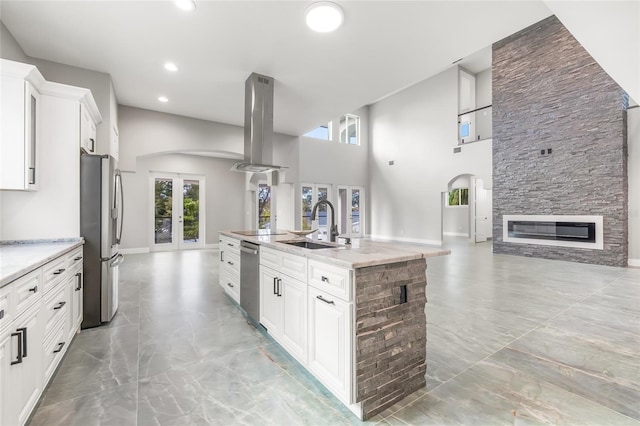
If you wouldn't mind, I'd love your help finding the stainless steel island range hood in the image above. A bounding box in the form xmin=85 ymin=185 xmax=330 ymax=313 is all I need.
xmin=231 ymin=72 xmax=284 ymax=173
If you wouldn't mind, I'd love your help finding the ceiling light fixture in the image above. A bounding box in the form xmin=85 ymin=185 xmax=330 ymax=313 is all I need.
xmin=305 ymin=2 xmax=344 ymax=33
xmin=158 ymin=96 xmax=169 ymax=103
xmin=175 ymin=0 xmax=196 ymax=12
xmin=164 ymin=62 xmax=179 ymax=72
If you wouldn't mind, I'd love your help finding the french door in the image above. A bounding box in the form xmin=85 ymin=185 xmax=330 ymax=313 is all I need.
xmin=151 ymin=173 xmax=205 ymax=251
xmin=337 ymin=186 xmax=363 ymax=238
xmin=301 ymin=184 xmax=332 ymax=241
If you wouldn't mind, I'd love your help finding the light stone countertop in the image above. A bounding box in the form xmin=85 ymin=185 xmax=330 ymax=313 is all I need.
xmin=0 ymin=239 xmax=84 ymax=288
xmin=220 ymin=231 xmax=450 ymax=268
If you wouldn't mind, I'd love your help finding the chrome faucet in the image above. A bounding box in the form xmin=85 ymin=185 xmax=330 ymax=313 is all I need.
xmin=310 ymin=200 xmax=339 ymax=242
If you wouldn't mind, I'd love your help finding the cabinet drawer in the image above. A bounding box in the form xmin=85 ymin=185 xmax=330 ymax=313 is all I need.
xmin=308 ymin=260 xmax=352 ymax=302
xmin=0 ymin=284 xmax=14 ymax=333
xmin=43 ymin=319 xmax=68 ymax=383
xmin=220 ymin=269 xmax=240 ymax=303
xmin=223 ymin=250 xmax=240 ymax=277
xmin=42 ymin=255 xmax=67 ymax=293
xmin=220 ymin=236 xmax=240 ymax=254
xmin=66 ymin=247 xmax=83 ymax=268
xmin=261 ymin=247 xmax=307 ymax=282
xmin=14 ymin=268 xmax=42 ymax=314
xmin=43 ymin=282 xmax=69 ymax=337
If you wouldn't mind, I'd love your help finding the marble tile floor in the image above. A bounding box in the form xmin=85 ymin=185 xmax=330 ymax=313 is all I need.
xmin=28 ymin=238 xmax=640 ymax=426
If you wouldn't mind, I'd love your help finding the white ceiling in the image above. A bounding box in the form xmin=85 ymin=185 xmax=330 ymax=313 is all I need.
xmin=1 ymin=1 xmax=553 ymax=136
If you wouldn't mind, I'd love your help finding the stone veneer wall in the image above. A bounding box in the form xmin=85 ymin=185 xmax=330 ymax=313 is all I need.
xmin=492 ymin=16 xmax=628 ymax=267
xmin=355 ymin=258 xmax=427 ymax=419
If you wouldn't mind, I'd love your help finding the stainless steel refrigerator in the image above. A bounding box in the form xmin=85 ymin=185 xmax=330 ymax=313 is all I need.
xmin=80 ymin=154 xmax=124 ymax=328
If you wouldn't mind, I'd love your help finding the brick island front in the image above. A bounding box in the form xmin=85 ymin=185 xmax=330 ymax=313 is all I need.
xmin=221 ymin=232 xmax=449 ymax=420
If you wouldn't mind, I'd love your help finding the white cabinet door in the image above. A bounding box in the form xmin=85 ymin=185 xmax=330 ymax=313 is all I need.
xmin=0 ymin=76 xmax=40 ymax=191
xmin=0 ymin=330 xmax=10 ymax=426
xmin=307 ymin=286 xmax=352 ymax=403
xmin=69 ymin=268 xmax=83 ymax=338
xmin=259 ymin=266 xmax=282 ymax=333
xmin=279 ymin=275 xmax=307 ymax=364
xmin=3 ymin=304 xmax=44 ymax=426
xmin=80 ymin=103 xmax=97 ymax=154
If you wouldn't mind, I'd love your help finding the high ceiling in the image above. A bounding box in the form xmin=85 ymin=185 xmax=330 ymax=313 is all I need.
xmin=1 ymin=1 xmax=553 ymax=136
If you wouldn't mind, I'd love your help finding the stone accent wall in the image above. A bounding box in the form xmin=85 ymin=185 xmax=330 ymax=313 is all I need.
xmin=492 ymin=16 xmax=629 ymax=267
xmin=355 ymin=258 xmax=427 ymax=419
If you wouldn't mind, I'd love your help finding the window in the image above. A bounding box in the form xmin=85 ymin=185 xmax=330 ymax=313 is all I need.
xmin=339 ymin=114 xmax=359 ymax=145
xmin=258 ymin=183 xmax=271 ymax=229
xmin=304 ymin=123 xmax=332 ymax=140
xmin=301 ymin=183 xmax=332 ymax=240
xmin=448 ymin=188 xmax=469 ymax=207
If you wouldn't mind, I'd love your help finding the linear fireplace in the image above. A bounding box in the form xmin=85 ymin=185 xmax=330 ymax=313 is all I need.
xmin=503 ymin=215 xmax=603 ymax=250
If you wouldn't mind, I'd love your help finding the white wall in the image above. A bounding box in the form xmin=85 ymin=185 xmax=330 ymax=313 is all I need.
xmin=0 ymin=21 xmax=28 ymax=62
xmin=120 ymin=154 xmax=246 ymax=250
xmin=118 ymin=105 xmax=245 ymax=172
xmin=368 ymin=66 xmax=492 ymax=245
xmin=628 ymin=107 xmax=640 ymax=266
xmin=1 ymin=95 xmax=80 ymax=240
xmin=544 ymin=1 xmax=639 ymax=103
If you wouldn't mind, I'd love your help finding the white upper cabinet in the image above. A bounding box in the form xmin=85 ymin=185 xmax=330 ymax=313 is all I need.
xmin=80 ymin=102 xmax=97 ymax=154
xmin=0 ymin=60 xmax=45 ymax=191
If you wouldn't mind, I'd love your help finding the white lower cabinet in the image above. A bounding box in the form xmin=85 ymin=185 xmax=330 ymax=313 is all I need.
xmin=219 ymin=236 xmax=241 ymax=303
xmin=2 ymin=302 xmax=44 ymax=426
xmin=260 ymin=265 xmax=307 ymax=364
xmin=0 ymin=245 xmax=84 ymax=426
xmin=307 ymin=286 xmax=353 ymax=403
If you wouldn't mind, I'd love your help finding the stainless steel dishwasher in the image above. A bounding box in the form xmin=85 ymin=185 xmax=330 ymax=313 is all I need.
xmin=239 ymin=241 xmax=260 ymax=324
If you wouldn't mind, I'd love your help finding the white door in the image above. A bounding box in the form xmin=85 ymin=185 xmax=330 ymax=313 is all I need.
xmin=337 ymin=186 xmax=364 ymax=238
xmin=475 ymin=179 xmax=492 ymax=243
xmin=151 ymin=174 xmax=205 ymax=251
xmin=301 ymin=184 xmax=332 ymax=241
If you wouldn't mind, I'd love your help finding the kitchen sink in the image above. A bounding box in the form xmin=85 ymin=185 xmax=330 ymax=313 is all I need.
xmin=281 ymin=240 xmax=335 ymax=250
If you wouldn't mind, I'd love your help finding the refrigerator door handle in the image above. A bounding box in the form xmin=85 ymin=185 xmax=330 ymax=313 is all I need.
xmin=115 ymin=170 xmax=124 ymax=245
xmin=110 ymin=253 xmax=124 ymax=268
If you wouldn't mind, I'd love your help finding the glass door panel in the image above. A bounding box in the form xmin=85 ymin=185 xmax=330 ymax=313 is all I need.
xmin=258 ymin=183 xmax=271 ymax=229
xmin=351 ymin=188 xmax=361 ymax=235
xmin=154 ymin=178 xmax=174 ymax=245
xmin=182 ymin=179 xmax=200 ymax=244
xmin=317 ymin=186 xmax=329 ymax=241
xmin=301 ymin=185 xmax=313 ymax=231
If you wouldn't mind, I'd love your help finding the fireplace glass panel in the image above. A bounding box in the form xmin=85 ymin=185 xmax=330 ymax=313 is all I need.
xmin=508 ymin=221 xmax=596 ymax=243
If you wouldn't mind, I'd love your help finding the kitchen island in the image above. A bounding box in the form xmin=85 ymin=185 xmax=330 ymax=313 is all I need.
xmin=219 ymin=231 xmax=449 ymax=420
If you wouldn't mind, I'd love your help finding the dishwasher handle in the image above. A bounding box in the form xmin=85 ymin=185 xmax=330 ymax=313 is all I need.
xmin=240 ymin=246 xmax=259 ymax=255
xmin=240 ymin=241 xmax=260 ymax=255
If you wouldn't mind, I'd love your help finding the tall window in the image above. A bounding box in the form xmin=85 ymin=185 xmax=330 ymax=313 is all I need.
xmin=258 ymin=183 xmax=271 ymax=229
xmin=304 ymin=123 xmax=332 ymax=140
xmin=339 ymin=114 xmax=359 ymax=145
xmin=301 ymin=184 xmax=331 ymax=240
xmin=448 ymin=188 xmax=469 ymax=206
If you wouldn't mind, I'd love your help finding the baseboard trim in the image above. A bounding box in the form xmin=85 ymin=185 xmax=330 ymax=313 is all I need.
xmin=369 ymin=234 xmax=442 ymax=247
xmin=120 ymin=248 xmax=150 ymax=255
xmin=205 ymin=243 xmax=219 ymax=249
xmin=629 ymin=258 xmax=640 ymax=267
xmin=443 ymin=232 xmax=470 ymax=237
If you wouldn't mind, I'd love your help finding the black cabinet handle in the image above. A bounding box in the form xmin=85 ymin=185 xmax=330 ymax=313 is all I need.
xmin=227 ymin=282 xmax=234 ymax=288
xmin=220 ymin=251 xmax=224 ymax=262
xmin=53 ymin=342 xmax=66 ymax=354
xmin=89 ymin=138 xmax=95 ymax=152
xmin=0 ymin=309 xmax=4 ymax=320
xmin=29 ymin=167 xmax=36 ymax=185
xmin=316 ymin=295 xmax=335 ymax=305
xmin=74 ymin=256 xmax=83 ymax=262
xmin=277 ymin=279 xmax=282 ymax=297
xmin=53 ymin=268 xmax=66 ymax=275
xmin=227 ymin=243 xmax=234 ymax=247
xmin=16 ymin=327 xmax=27 ymax=358
xmin=75 ymin=272 xmax=82 ymax=291
xmin=54 ymin=301 xmax=67 ymax=310
xmin=321 ymin=276 xmax=329 ymax=283
xmin=28 ymin=285 xmax=38 ymax=293
xmin=10 ymin=331 xmax=23 ymax=365
xmin=273 ymin=277 xmax=278 ymax=295
xmin=227 ymin=261 xmax=234 ymax=266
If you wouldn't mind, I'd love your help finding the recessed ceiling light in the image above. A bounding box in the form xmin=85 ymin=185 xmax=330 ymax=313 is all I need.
xmin=305 ymin=2 xmax=344 ymax=33
xmin=175 ymin=0 xmax=196 ymax=12
xmin=164 ymin=62 xmax=179 ymax=72
xmin=158 ymin=96 xmax=169 ymax=103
